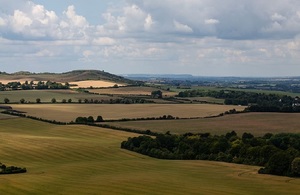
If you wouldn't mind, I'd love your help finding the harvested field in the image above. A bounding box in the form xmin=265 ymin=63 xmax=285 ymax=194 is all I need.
xmin=89 ymin=86 xmax=177 ymax=96
xmin=0 ymin=90 xmax=114 ymax=103
xmin=103 ymin=112 xmax=300 ymax=136
xmin=69 ymin=80 xmax=126 ymax=88
xmin=0 ymin=118 xmax=299 ymax=194
xmin=0 ymin=113 xmax=17 ymax=120
xmin=10 ymin=104 xmax=245 ymax=122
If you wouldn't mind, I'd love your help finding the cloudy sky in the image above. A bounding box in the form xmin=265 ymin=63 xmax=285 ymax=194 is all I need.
xmin=1 ymin=0 xmax=300 ymax=76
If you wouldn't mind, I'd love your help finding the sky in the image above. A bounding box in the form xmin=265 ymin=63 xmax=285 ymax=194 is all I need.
xmin=1 ymin=0 xmax=300 ymax=77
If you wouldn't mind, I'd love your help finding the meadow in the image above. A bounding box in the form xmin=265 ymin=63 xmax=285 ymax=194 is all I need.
xmin=103 ymin=112 xmax=300 ymax=136
xmin=0 ymin=117 xmax=299 ymax=194
xmin=9 ymin=104 xmax=245 ymax=122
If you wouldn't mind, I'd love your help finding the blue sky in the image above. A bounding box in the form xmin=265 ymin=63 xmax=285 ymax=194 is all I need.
xmin=1 ymin=0 xmax=300 ymax=76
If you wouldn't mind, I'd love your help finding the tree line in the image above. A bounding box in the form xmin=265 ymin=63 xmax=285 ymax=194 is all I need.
xmin=0 ymin=81 xmax=70 ymax=91
xmin=178 ymin=89 xmax=300 ymax=112
xmin=0 ymin=162 xmax=26 ymax=174
xmin=121 ymin=131 xmax=300 ymax=177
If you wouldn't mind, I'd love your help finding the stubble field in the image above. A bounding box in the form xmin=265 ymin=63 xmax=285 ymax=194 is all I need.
xmin=103 ymin=112 xmax=300 ymax=136
xmin=0 ymin=117 xmax=299 ymax=194
xmin=88 ymin=86 xmax=177 ymax=96
xmin=9 ymin=104 xmax=245 ymax=122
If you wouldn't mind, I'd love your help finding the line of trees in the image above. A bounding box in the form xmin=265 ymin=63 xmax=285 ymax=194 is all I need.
xmin=0 ymin=81 xmax=70 ymax=91
xmin=178 ymin=89 xmax=300 ymax=112
xmin=0 ymin=163 xmax=26 ymax=174
xmin=121 ymin=131 xmax=300 ymax=177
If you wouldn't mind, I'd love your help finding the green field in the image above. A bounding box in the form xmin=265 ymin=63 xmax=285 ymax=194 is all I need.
xmin=103 ymin=112 xmax=300 ymax=136
xmin=8 ymin=104 xmax=245 ymax=122
xmin=0 ymin=117 xmax=300 ymax=194
xmin=0 ymin=90 xmax=114 ymax=103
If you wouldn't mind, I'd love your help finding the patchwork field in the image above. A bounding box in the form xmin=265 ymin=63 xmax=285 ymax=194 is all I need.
xmin=9 ymin=104 xmax=245 ymax=122
xmin=0 ymin=117 xmax=299 ymax=194
xmin=103 ymin=112 xmax=300 ymax=136
xmin=0 ymin=90 xmax=114 ymax=103
xmin=89 ymin=86 xmax=177 ymax=96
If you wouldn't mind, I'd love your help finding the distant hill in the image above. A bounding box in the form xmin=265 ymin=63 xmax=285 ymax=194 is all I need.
xmin=0 ymin=70 xmax=139 ymax=84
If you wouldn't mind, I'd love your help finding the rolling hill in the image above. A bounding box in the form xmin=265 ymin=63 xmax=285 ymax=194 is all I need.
xmin=0 ymin=70 xmax=139 ymax=84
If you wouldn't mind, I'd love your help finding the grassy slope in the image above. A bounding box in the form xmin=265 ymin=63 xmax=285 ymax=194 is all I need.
xmin=9 ymin=104 xmax=245 ymax=122
xmin=0 ymin=70 xmax=134 ymax=84
xmin=103 ymin=112 xmax=300 ymax=136
xmin=0 ymin=118 xmax=300 ymax=194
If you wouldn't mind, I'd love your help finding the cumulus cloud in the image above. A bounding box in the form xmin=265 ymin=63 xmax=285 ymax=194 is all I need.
xmin=1 ymin=0 xmax=300 ymax=76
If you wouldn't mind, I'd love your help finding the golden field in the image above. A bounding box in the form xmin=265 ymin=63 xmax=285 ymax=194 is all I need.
xmin=0 ymin=117 xmax=299 ymax=194
xmin=9 ymin=104 xmax=245 ymax=122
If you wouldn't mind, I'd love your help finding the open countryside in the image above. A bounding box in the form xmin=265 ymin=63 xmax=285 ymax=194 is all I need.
xmin=0 ymin=118 xmax=299 ymax=195
xmin=103 ymin=112 xmax=300 ymax=136
xmin=8 ymin=104 xmax=245 ymax=122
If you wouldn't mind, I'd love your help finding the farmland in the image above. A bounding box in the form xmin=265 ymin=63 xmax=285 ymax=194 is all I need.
xmin=0 ymin=90 xmax=115 ymax=103
xmin=0 ymin=117 xmax=299 ymax=194
xmin=9 ymin=104 xmax=245 ymax=122
xmin=88 ymin=86 xmax=177 ymax=96
xmin=69 ymin=80 xmax=126 ymax=88
xmin=103 ymin=112 xmax=300 ymax=136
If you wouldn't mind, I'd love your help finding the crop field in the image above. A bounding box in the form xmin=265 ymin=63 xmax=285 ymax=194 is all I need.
xmin=0 ymin=113 xmax=17 ymax=120
xmin=69 ymin=80 xmax=126 ymax=88
xmin=103 ymin=112 xmax=300 ymax=136
xmin=9 ymin=104 xmax=245 ymax=122
xmin=89 ymin=86 xmax=177 ymax=96
xmin=0 ymin=117 xmax=299 ymax=194
xmin=0 ymin=90 xmax=114 ymax=103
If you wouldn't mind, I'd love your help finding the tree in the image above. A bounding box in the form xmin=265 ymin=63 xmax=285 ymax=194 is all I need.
xmin=62 ymin=99 xmax=67 ymax=103
xmin=4 ymin=98 xmax=10 ymax=104
xmin=87 ymin=116 xmax=95 ymax=123
xmin=78 ymin=99 xmax=82 ymax=103
xmin=20 ymin=98 xmax=25 ymax=104
xmin=263 ymin=151 xmax=292 ymax=176
xmin=151 ymin=90 xmax=163 ymax=98
xmin=51 ymin=98 xmax=56 ymax=103
xmin=68 ymin=99 xmax=72 ymax=103
xmin=291 ymin=157 xmax=300 ymax=176
xmin=36 ymin=98 xmax=41 ymax=103
xmin=96 ymin=115 xmax=104 ymax=122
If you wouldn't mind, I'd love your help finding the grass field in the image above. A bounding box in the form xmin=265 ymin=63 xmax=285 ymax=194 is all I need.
xmin=0 ymin=90 xmax=115 ymax=103
xmin=9 ymin=104 xmax=245 ymax=122
xmin=103 ymin=112 xmax=300 ymax=136
xmin=89 ymin=86 xmax=177 ymax=96
xmin=0 ymin=117 xmax=300 ymax=194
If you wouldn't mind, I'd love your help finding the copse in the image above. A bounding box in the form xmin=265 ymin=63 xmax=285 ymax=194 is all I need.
xmin=121 ymin=132 xmax=300 ymax=177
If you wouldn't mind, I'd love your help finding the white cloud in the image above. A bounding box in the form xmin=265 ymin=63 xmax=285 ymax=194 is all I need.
xmin=10 ymin=10 xmax=33 ymax=33
xmin=0 ymin=17 xmax=6 ymax=26
xmin=205 ymin=19 xmax=219 ymax=25
xmin=144 ymin=14 xmax=154 ymax=30
xmin=173 ymin=20 xmax=193 ymax=33
xmin=93 ymin=37 xmax=116 ymax=45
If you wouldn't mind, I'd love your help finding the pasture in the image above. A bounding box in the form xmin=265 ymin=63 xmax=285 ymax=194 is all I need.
xmin=103 ymin=112 xmax=300 ymax=136
xmin=88 ymin=86 xmax=177 ymax=96
xmin=0 ymin=117 xmax=299 ymax=194
xmin=0 ymin=90 xmax=114 ymax=103
xmin=9 ymin=104 xmax=245 ymax=122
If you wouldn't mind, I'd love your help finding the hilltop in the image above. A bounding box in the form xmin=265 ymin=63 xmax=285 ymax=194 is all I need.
xmin=0 ymin=70 xmax=138 ymax=84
